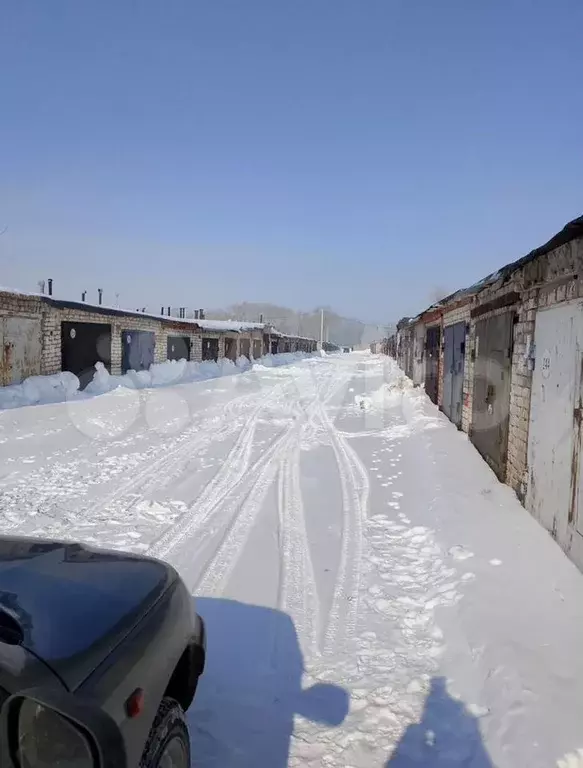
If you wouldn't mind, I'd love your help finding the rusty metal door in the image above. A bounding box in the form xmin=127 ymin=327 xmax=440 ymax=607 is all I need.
xmin=471 ymin=312 xmax=514 ymax=480
xmin=527 ymin=302 xmax=583 ymax=556
xmin=167 ymin=336 xmax=191 ymax=361
xmin=1 ymin=318 xmax=42 ymax=385
xmin=443 ymin=322 xmax=466 ymax=428
xmin=424 ymin=326 xmax=441 ymax=405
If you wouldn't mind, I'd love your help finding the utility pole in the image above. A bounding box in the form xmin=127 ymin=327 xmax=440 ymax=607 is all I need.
xmin=319 ymin=308 xmax=324 ymax=350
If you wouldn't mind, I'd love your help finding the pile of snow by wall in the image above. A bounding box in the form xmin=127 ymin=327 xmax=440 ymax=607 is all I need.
xmin=0 ymin=352 xmax=316 ymax=411
xmin=0 ymin=373 xmax=80 ymax=410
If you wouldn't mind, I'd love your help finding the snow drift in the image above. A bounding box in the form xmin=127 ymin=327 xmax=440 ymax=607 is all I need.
xmin=0 ymin=352 xmax=316 ymax=411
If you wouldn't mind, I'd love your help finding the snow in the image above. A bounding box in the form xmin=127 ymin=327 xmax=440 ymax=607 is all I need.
xmin=1 ymin=354 xmax=583 ymax=766
xmin=195 ymin=319 xmax=266 ymax=332
xmin=0 ymin=352 xmax=314 ymax=410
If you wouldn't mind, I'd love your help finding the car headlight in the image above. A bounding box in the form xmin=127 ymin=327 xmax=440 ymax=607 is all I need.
xmin=17 ymin=699 xmax=94 ymax=768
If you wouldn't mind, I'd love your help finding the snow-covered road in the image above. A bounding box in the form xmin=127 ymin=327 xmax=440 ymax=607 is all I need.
xmin=2 ymin=353 xmax=583 ymax=767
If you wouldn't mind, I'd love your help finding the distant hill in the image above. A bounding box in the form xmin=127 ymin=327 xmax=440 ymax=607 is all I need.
xmin=206 ymin=303 xmax=394 ymax=348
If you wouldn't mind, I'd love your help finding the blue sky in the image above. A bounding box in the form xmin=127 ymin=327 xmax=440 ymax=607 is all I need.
xmin=0 ymin=1 xmax=581 ymax=324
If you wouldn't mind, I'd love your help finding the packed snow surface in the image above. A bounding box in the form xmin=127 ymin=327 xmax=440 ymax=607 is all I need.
xmin=1 ymin=353 xmax=583 ymax=767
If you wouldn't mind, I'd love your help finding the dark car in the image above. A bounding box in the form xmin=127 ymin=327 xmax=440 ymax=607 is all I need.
xmin=0 ymin=536 xmax=205 ymax=768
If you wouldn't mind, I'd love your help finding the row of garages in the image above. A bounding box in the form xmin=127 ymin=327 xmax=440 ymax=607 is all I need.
xmin=0 ymin=289 xmax=317 ymax=390
xmin=383 ymin=215 xmax=583 ymax=571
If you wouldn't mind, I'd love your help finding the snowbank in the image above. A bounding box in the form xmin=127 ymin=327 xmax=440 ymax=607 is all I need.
xmin=0 ymin=352 xmax=317 ymax=411
xmin=0 ymin=372 xmax=80 ymax=410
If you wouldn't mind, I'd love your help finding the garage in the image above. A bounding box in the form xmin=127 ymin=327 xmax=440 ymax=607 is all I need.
xmin=253 ymin=339 xmax=262 ymax=359
xmin=122 ymin=330 xmax=155 ymax=373
xmin=224 ymin=337 xmax=237 ymax=361
xmin=470 ymin=312 xmax=514 ymax=480
xmin=61 ymin=321 xmax=111 ymax=389
xmin=202 ymin=338 xmax=219 ymax=362
xmin=424 ymin=325 xmax=441 ymax=405
xmin=240 ymin=338 xmax=251 ymax=359
xmin=526 ymin=301 xmax=583 ymax=568
xmin=442 ymin=322 xmax=466 ymax=428
xmin=1 ymin=317 xmax=42 ymax=386
xmin=167 ymin=335 xmax=191 ymax=362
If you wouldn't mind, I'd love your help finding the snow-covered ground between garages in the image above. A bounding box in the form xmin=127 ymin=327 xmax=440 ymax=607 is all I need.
xmin=1 ymin=353 xmax=583 ymax=767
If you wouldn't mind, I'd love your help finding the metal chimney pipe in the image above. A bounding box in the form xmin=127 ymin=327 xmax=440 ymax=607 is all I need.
xmin=167 ymin=306 xmax=171 ymax=316
xmin=199 ymin=309 xmax=205 ymax=320
xmin=47 ymin=278 xmax=53 ymax=296
xmin=161 ymin=306 xmax=164 ymax=315
xmin=82 ymin=291 xmax=87 ymax=302
xmin=98 ymin=288 xmax=103 ymax=305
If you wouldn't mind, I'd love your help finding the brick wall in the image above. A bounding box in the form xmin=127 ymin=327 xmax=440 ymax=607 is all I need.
xmin=506 ymin=235 xmax=583 ymax=500
xmin=42 ymin=306 xmax=167 ymax=375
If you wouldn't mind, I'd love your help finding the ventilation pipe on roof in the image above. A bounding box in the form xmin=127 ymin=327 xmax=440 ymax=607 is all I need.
xmin=98 ymin=288 xmax=103 ymax=305
xmin=199 ymin=309 xmax=205 ymax=319
xmin=160 ymin=306 xmax=164 ymax=315
xmin=167 ymin=306 xmax=171 ymax=316
xmin=259 ymin=313 xmax=264 ymax=323
xmin=82 ymin=291 xmax=87 ymax=302
xmin=47 ymin=278 xmax=53 ymax=296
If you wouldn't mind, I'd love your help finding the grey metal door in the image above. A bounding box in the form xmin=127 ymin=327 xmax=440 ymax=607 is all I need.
xmin=443 ymin=322 xmax=466 ymax=428
xmin=442 ymin=325 xmax=455 ymax=422
xmin=425 ymin=326 xmax=441 ymax=405
xmin=202 ymin=338 xmax=219 ymax=361
xmin=471 ymin=312 xmax=514 ymax=480
xmin=167 ymin=335 xmax=191 ymax=361
xmin=122 ymin=330 xmax=155 ymax=373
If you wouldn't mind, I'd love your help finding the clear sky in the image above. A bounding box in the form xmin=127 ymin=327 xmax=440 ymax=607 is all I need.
xmin=0 ymin=1 xmax=581 ymax=324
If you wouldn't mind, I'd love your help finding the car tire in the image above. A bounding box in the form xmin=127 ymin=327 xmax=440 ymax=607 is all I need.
xmin=140 ymin=697 xmax=190 ymax=768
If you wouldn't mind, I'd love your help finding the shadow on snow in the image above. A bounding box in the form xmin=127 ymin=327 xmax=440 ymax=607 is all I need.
xmin=386 ymin=677 xmax=493 ymax=767
xmin=189 ymin=597 xmax=349 ymax=766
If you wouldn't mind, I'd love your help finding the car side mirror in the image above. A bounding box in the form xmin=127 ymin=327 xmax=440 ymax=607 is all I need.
xmin=0 ymin=688 xmax=127 ymax=767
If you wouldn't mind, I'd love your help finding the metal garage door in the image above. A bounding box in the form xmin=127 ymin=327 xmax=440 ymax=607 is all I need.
xmin=1 ymin=317 xmax=42 ymax=386
xmin=253 ymin=339 xmax=262 ymax=359
xmin=240 ymin=338 xmax=251 ymax=360
xmin=442 ymin=322 xmax=466 ymax=428
xmin=202 ymin=338 xmax=219 ymax=362
xmin=471 ymin=312 xmax=514 ymax=480
xmin=122 ymin=330 xmax=155 ymax=374
xmin=224 ymin=338 xmax=237 ymax=361
xmin=167 ymin=336 xmax=191 ymax=362
xmin=62 ymin=321 xmax=111 ymax=389
xmin=526 ymin=301 xmax=583 ymax=565
xmin=424 ymin=326 xmax=441 ymax=405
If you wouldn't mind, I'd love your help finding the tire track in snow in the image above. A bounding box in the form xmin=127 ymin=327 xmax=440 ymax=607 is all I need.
xmin=319 ymin=398 xmax=370 ymax=654
xmin=276 ymin=437 xmax=321 ymax=657
xmin=146 ymin=381 xmax=291 ymax=561
xmin=194 ymin=423 xmax=300 ymax=595
xmin=8 ymin=387 xmax=261 ymax=537
xmin=192 ymin=362 xmax=346 ymax=631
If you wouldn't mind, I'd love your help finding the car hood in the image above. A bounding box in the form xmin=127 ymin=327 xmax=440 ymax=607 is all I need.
xmin=0 ymin=536 xmax=176 ymax=691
